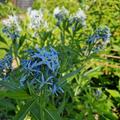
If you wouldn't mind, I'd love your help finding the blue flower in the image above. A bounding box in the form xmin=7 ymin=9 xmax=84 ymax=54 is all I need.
xmin=0 ymin=54 xmax=13 ymax=78
xmin=51 ymin=84 xmax=64 ymax=96
xmin=87 ymin=26 xmax=111 ymax=53
xmin=2 ymin=26 xmax=20 ymax=40
xmin=87 ymin=26 xmax=111 ymax=44
xmin=32 ymin=47 xmax=60 ymax=73
xmin=20 ymin=47 xmax=63 ymax=95
xmin=2 ymin=15 xmax=21 ymax=40
xmin=1 ymin=54 xmax=12 ymax=69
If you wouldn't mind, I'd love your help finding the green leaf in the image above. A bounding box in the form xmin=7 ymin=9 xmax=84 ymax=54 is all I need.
xmin=0 ymin=98 xmax=16 ymax=110
xmin=83 ymin=66 xmax=101 ymax=76
xmin=104 ymin=112 xmax=118 ymax=120
xmin=58 ymin=66 xmax=84 ymax=86
xmin=27 ymin=82 xmax=35 ymax=96
xmin=30 ymin=102 xmax=41 ymax=120
xmin=0 ymin=47 xmax=9 ymax=52
xmin=0 ymin=80 xmax=18 ymax=90
xmin=0 ymin=35 xmax=8 ymax=45
xmin=106 ymin=89 xmax=120 ymax=98
xmin=0 ymin=90 xmax=32 ymax=100
xmin=13 ymin=99 xmax=37 ymax=120
xmin=18 ymin=35 xmax=26 ymax=50
xmin=45 ymin=108 xmax=61 ymax=120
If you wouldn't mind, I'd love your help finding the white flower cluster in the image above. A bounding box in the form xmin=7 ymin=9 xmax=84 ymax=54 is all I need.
xmin=53 ymin=7 xmax=86 ymax=29
xmin=2 ymin=15 xmax=22 ymax=32
xmin=27 ymin=8 xmax=48 ymax=30
xmin=75 ymin=9 xmax=86 ymax=26
xmin=69 ymin=9 xmax=86 ymax=26
xmin=53 ymin=6 xmax=69 ymax=20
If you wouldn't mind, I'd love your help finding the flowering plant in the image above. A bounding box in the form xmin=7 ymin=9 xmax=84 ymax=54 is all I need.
xmin=0 ymin=6 xmax=114 ymax=120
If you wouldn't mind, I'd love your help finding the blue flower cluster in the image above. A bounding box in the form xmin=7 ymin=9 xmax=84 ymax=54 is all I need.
xmin=32 ymin=47 xmax=60 ymax=73
xmin=2 ymin=15 xmax=21 ymax=40
xmin=87 ymin=26 xmax=111 ymax=52
xmin=20 ymin=47 xmax=63 ymax=95
xmin=87 ymin=26 xmax=111 ymax=44
xmin=0 ymin=54 xmax=12 ymax=78
xmin=2 ymin=27 xmax=20 ymax=40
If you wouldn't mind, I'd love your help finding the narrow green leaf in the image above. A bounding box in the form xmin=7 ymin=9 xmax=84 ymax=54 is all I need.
xmin=13 ymin=99 xmax=37 ymax=120
xmin=0 ymin=90 xmax=32 ymax=99
xmin=0 ymin=35 xmax=8 ymax=45
xmin=0 ymin=98 xmax=16 ymax=110
xmin=0 ymin=47 xmax=9 ymax=52
xmin=83 ymin=66 xmax=101 ymax=76
xmin=30 ymin=102 xmax=41 ymax=120
xmin=27 ymin=82 xmax=35 ymax=96
xmin=58 ymin=66 xmax=84 ymax=86
xmin=0 ymin=80 xmax=18 ymax=90
xmin=18 ymin=35 xmax=26 ymax=50
xmin=45 ymin=108 xmax=61 ymax=120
